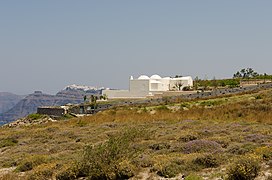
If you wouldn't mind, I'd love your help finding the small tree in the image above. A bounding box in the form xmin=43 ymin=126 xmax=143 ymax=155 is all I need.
xmin=174 ymin=81 xmax=183 ymax=91
xmin=211 ymin=77 xmax=218 ymax=89
xmin=90 ymin=95 xmax=97 ymax=104
xmin=233 ymin=68 xmax=259 ymax=79
xmin=193 ymin=76 xmax=200 ymax=90
xmin=175 ymin=75 xmax=183 ymax=78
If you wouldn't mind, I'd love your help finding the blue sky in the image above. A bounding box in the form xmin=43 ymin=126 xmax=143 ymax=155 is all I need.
xmin=0 ymin=1 xmax=272 ymax=94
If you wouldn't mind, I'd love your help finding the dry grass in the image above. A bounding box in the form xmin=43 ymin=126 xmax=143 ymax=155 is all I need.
xmin=0 ymin=89 xmax=272 ymax=179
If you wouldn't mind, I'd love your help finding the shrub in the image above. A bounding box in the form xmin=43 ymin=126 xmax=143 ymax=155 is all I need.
xmin=192 ymin=154 xmax=219 ymax=168
xmin=76 ymin=119 xmax=88 ymax=127
xmin=180 ymin=103 xmax=190 ymax=109
xmin=226 ymin=157 xmax=261 ymax=180
xmin=27 ymin=113 xmax=44 ymax=120
xmin=56 ymin=168 xmax=77 ymax=180
xmin=157 ymin=162 xmax=182 ymax=178
xmin=133 ymin=155 xmax=154 ymax=168
xmin=255 ymin=95 xmax=262 ymax=99
xmin=178 ymin=135 xmax=198 ymax=142
xmin=0 ymin=137 xmax=18 ymax=148
xmin=63 ymin=114 xmax=74 ymax=119
xmin=185 ymin=174 xmax=203 ymax=180
xmin=227 ymin=144 xmax=256 ymax=155
xmin=245 ymin=134 xmax=267 ymax=143
xmin=255 ymin=146 xmax=272 ymax=161
xmin=149 ymin=143 xmax=170 ymax=151
xmin=182 ymin=140 xmax=222 ymax=154
xmin=72 ymin=128 xmax=143 ymax=179
xmin=28 ymin=167 xmax=54 ymax=180
xmin=16 ymin=155 xmax=48 ymax=172
xmin=56 ymin=167 xmax=78 ymax=180
xmin=156 ymin=105 xmax=169 ymax=111
xmin=116 ymin=160 xmax=136 ymax=179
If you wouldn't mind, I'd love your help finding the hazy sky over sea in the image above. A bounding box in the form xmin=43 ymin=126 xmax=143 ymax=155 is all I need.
xmin=0 ymin=1 xmax=272 ymax=94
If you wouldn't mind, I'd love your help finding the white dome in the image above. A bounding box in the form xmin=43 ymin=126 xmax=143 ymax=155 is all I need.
xmin=150 ymin=74 xmax=162 ymax=79
xmin=138 ymin=75 xmax=150 ymax=80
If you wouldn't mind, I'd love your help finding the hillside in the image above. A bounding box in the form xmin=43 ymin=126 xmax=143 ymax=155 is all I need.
xmin=0 ymin=89 xmax=272 ymax=179
xmin=0 ymin=92 xmax=24 ymax=114
xmin=0 ymin=85 xmax=103 ymax=125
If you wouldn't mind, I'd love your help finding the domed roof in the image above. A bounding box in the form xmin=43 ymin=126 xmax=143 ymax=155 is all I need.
xmin=150 ymin=74 xmax=162 ymax=79
xmin=138 ymin=75 xmax=150 ymax=80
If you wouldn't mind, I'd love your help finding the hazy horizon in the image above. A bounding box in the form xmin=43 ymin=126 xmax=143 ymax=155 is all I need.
xmin=1 ymin=1 xmax=272 ymax=95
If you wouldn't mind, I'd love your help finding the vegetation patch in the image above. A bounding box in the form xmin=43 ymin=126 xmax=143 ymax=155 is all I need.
xmin=1 ymin=88 xmax=272 ymax=179
xmin=60 ymin=128 xmax=145 ymax=179
xmin=227 ymin=143 xmax=257 ymax=155
xmin=182 ymin=140 xmax=222 ymax=154
xmin=16 ymin=155 xmax=49 ymax=172
xmin=226 ymin=156 xmax=261 ymax=180
xmin=27 ymin=113 xmax=44 ymax=120
xmin=156 ymin=162 xmax=183 ymax=178
xmin=178 ymin=134 xmax=198 ymax=142
xmin=192 ymin=154 xmax=220 ymax=168
xmin=0 ymin=137 xmax=18 ymax=148
xmin=149 ymin=142 xmax=171 ymax=151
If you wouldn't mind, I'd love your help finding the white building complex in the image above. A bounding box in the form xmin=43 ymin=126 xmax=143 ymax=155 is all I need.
xmin=103 ymin=74 xmax=193 ymax=99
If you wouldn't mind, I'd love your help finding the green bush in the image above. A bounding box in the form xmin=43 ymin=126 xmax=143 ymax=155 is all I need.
xmin=27 ymin=113 xmax=44 ymax=120
xmin=63 ymin=114 xmax=74 ymax=119
xmin=226 ymin=157 xmax=261 ymax=180
xmin=180 ymin=103 xmax=190 ymax=109
xmin=157 ymin=105 xmax=169 ymax=111
xmin=185 ymin=174 xmax=203 ymax=180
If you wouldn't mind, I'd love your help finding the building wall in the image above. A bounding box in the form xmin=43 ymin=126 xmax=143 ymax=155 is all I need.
xmin=160 ymin=79 xmax=171 ymax=91
xmin=129 ymin=79 xmax=150 ymax=93
xmin=37 ymin=107 xmax=65 ymax=116
xmin=102 ymin=89 xmax=149 ymax=99
xmin=169 ymin=77 xmax=193 ymax=91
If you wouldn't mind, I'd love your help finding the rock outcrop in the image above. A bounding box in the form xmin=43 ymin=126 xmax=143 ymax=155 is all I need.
xmin=0 ymin=85 xmax=103 ymax=125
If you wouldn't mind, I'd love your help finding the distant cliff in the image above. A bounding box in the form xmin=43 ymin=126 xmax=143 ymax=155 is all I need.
xmin=0 ymin=85 xmax=103 ymax=125
xmin=0 ymin=92 xmax=24 ymax=114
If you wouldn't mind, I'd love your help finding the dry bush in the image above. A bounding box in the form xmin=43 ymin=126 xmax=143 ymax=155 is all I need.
xmin=156 ymin=162 xmax=183 ymax=178
xmin=16 ymin=155 xmax=50 ymax=172
xmin=0 ymin=173 xmax=24 ymax=180
xmin=57 ymin=128 xmax=145 ymax=179
xmin=0 ymin=137 xmax=18 ymax=148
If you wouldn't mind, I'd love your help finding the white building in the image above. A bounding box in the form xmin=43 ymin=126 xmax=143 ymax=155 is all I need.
xmin=103 ymin=74 xmax=193 ymax=99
